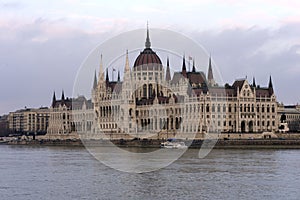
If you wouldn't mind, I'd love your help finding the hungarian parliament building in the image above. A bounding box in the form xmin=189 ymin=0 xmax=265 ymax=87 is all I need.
xmin=88 ymin=27 xmax=277 ymax=140
xmin=8 ymin=27 xmax=284 ymax=139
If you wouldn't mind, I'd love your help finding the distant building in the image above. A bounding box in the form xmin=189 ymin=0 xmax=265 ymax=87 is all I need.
xmin=8 ymin=107 xmax=50 ymax=135
xmin=92 ymin=27 xmax=279 ymax=140
xmin=278 ymin=104 xmax=300 ymax=132
xmin=0 ymin=115 xmax=10 ymax=136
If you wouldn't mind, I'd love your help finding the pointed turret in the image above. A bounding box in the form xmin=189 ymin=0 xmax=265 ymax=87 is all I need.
xmin=182 ymin=54 xmax=187 ymax=78
xmin=145 ymin=22 xmax=151 ymax=49
xmin=268 ymin=75 xmax=274 ymax=94
xmin=208 ymin=56 xmax=213 ymax=80
xmin=268 ymin=75 xmax=273 ymax=88
xmin=117 ymin=70 xmax=120 ymax=82
xmin=106 ymin=68 xmax=109 ymax=82
xmin=252 ymin=77 xmax=256 ymax=87
xmin=99 ymin=54 xmax=104 ymax=81
xmin=60 ymin=90 xmax=65 ymax=106
xmin=192 ymin=59 xmax=196 ymax=73
xmin=207 ymin=55 xmax=215 ymax=86
xmin=166 ymin=57 xmax=171 ymax=81
xmin=124 ymin=50 xmax=130 ymax=72
xmin=61 ymin=90 xmax=65 ymax=101
xmin=51 ymin=91 xmax=56 ymax=108
xmin=93 ymin=70 xmax=97 ymax=89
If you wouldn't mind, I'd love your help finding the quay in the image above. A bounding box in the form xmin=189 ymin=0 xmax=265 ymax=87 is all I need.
xmin=3 ymin=136 xmax=300 ymax=149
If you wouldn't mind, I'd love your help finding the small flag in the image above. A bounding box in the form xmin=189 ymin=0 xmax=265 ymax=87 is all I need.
xmin=189 ymin=56 xmax=193 ymax=60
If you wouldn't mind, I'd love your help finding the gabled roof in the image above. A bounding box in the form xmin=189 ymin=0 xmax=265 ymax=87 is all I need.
xmin=171 ymin=72 xmax=184 ymax=84
xmin=232 ymin=79 xmax=246 ymax=91
xmin=187 ymin=71 xmax=206 ymax=85
xmin=52 ymin=96 xmax=93 ymax=110
xmin=52 ymin=98 xmax=72 ymax=109
xmin=108 ymin=82 xmax=122 ymax=94
xmin=171 ymin=71 xmax=207 ymax=86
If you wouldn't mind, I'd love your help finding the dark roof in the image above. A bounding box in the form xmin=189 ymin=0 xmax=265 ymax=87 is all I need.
xmin=107 ymin=82 xmax=117 ymax=91
xmin=284 ymin=105 xmax=297 ymax=109
xmin=232 ymin=79 xmax=246 ymax=90
xmin=110 ymin=82 xmax=122 ymax=94
xmin=225 ymin=88 xmax=236 ymax=96
xmin=170 ymin=72 xmax=184 ymax=84
xmin=52 ymin=96 xmax=93 ymax=110
xmin=187 ymin=71 xmax=207 ymax=85
xmin=52 ymin=99 xmax=72 ymax=109
xmin=72 ymin=96 xmax=93 ymax=110
xmin=133 ymin=48 xmax=162 ymax=68
xmin=209 ymin=87 xmax=227 ymax=96
xmin=192 ymin=87 xmax=227 ymax=96
xmin=256 ymin=88 xmax=271 ymax=97
xmin=171 ymin=70 xmax=207 ymax=86
xmin=136 ymin=93 xmax=185 ymax=106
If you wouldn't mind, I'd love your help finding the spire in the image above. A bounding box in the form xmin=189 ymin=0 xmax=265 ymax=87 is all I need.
xmin=166 ymin=57 xmax=171 ymax=81
xmin=52 ymin=91 xmax=56 ymax=107
xmin=167 ymin=56 xmax=169 ymax=67
xmin=268 ymin=75 xmax=274 ymax=94
xmin=145 ymin=22 xmax=151 ymax=49
xmin=99 ymin=54 xmax=104 ymax=81
xmin=117 ymin=70 xmax=120 ymax=82
xmin=93 ymin=70 xmax=97 ymax=89
xmin=106 ymin=68 xmax=109 ymax=82
xmin=192 ymin=59 xmax=196 ymax=73
xmin=182 ymin=54 xmax=187 ymax=78
xmin=61 ymin=90 xmax=65 ymax=101
xmin=252 ymin=77 xmax=256 ymax=87
xmin=208 ymin=55 xmax=213 ymax=80
xmin=268 ymin=75 xmax=273 ymax=88
xmin=124 ymin=50 xmax=130 ymax=72
xmin=207 ymin=55 xmax=215 ymax=86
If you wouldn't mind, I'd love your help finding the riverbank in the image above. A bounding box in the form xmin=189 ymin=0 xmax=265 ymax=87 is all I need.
xmin=4 ymin=138 xmax=300 ymax=149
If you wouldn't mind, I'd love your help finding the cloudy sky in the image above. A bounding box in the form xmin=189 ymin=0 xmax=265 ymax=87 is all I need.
xmin=1 ymin=0 xmax=300 ymax=115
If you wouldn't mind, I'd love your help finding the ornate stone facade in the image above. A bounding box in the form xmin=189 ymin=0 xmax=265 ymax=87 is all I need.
xmin=92 ymin=28 xmax=279 ymax=140
xmin=46 ymin=91 xmax=94 ymax=139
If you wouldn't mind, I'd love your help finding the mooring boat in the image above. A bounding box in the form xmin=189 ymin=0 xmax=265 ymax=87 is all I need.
xmin=160 ymin=139 xmax=187 ymax=149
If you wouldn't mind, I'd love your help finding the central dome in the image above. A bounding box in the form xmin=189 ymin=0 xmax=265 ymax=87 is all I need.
xmin=133 ymin=48 xmax=162 ymax=67
xmin=133 ymin=27 xmax=162 ymax=68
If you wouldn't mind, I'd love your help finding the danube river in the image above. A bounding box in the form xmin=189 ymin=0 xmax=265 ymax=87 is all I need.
xmin=0 ymin=145 xmax=299 ymax=200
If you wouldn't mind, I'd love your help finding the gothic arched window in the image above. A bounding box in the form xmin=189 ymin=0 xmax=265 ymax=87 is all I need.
xmin=148 ymin=84 xmax=153 ymax=98
xmin=143 ymin=84 xmax=147 ymax=98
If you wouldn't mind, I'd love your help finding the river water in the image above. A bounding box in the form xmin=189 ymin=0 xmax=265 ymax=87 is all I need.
xmin=0 ymin=145 xmax=299 ymax=200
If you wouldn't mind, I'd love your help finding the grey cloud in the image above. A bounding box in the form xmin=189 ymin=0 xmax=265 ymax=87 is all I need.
xmin=190 ymin=25 xmax=300 ymax=104
xmin=1 ymin=20 xmax=300 ymax=114
xmin=0 ymin=18 xmax=108 ymax=114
